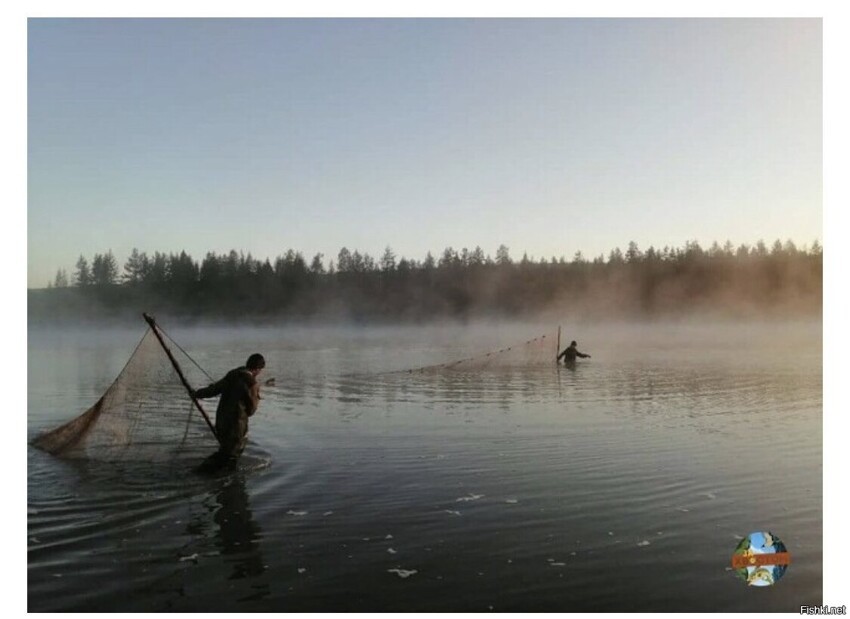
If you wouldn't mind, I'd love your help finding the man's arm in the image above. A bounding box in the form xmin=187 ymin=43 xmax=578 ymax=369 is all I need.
xmin=577 ymin=351 xmax=591 ymax=358
xmin=556 ymin=349 xmax=566 ymax=361
xmin=194 ymin=378 xmax=224 ymax=399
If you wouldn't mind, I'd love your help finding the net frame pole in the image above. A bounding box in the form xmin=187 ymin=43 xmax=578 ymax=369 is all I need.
xmin=556 ymin=324 xmax=561 ymax=362
xmin=142 ymin=313 xmax=220 ymax=445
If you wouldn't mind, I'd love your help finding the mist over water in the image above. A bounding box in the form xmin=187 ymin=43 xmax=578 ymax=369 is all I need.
xmin=28 ymin=320 xmax=822 ymax=611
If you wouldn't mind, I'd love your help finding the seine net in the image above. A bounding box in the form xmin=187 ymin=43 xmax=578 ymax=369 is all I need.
xmin=32 ymin=327 xmax=218 ymax=462
xmin=398 ymin=329 xmax=560 ymax=374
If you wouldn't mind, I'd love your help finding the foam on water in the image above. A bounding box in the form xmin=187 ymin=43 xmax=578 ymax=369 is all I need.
xmin=388 ymin=568 xmax=418 ymax=579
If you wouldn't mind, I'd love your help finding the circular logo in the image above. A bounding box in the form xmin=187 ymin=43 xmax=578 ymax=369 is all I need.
xmin=731 ymin=531 xmax=791 ymax=586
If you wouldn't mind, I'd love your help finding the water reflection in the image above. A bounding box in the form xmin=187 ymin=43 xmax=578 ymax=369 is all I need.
xmin=212 ymin=474 xmax=268 ymax=589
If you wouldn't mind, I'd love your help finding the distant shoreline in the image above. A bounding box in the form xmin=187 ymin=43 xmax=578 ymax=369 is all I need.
xmin=31 ymin=241 xmax=821 ymax=326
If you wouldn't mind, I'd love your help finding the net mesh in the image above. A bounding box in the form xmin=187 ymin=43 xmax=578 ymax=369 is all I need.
xmin=398 ymin=330 xmax=560 ymax=374
xmin=32 ymin=328 xmax=217 ymax=461
xmin=32 ymin=325 xmax=563 ymax=459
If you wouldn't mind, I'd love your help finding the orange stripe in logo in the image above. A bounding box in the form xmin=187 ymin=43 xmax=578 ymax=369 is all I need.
xmin=731 ymin=552 xmax=792 ymax=569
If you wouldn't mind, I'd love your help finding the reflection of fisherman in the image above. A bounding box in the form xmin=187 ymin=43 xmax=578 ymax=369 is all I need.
xmin=557 ymin=340 xmax=591 ymax=364
xmin=214 ymin=475 xmax=267 ymax=582
xmin=193 ymin=353 xmax=265 ymax=471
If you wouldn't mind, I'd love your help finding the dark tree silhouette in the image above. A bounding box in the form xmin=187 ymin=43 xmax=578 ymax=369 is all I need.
xmin=34 ymin=239 xmax=822 ymax=322
xmin=90 ymin=251 xmax=119 ymax=287
xmin=74 ymin=255 xmax=91 ymax=287
xmin=53 ymin=269 xmax=69 ymax=288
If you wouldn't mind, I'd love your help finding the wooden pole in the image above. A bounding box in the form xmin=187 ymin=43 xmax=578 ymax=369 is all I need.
xmin=556 ymin=324 xmax=561 ymax=361
xmin=142 ymin=313 xmax=219 ymax=445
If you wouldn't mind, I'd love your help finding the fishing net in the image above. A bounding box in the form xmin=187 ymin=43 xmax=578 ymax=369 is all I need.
xmin=32 ymin=322 xmax=563 ymax=459
xmin=31 ymin=326 xmax=217 ymax=461
xmin=398 ymin=329 xmax=561 ymax=374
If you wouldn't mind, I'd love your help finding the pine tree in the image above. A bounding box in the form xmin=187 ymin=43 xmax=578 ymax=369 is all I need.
xmin=74 ymin=255 xmax=90 ymax=287
xmin=53 ymin=268 xmax=69 ymax=288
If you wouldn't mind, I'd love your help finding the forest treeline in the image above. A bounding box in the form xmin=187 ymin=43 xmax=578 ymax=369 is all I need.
xmin=30 ymin=240 xmax=822 ymax=323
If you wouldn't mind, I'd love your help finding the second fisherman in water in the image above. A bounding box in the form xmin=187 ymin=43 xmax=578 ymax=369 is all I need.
xmin=557 ymin=340 xmax=591 ymax=365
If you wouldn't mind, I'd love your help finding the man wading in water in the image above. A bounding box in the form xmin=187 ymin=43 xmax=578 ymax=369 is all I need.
xmin=557 ymin=340 xmax=591 ymax=366
xmin=193 ymin=353 xmax=265 ymax=472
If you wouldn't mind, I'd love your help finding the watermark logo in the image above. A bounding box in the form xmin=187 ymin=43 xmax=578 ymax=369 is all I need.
xmin=800 ymin=605 xmax=847 ymax=615
xmin=731 ymin=531 xmax=791 ymax=586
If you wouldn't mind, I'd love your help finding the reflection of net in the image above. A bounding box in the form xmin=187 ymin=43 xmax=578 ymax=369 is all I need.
xmin=32 ymin=329 xmax=216 ymax=461
xmin=401 ymin=331 xmax=558 ymax=374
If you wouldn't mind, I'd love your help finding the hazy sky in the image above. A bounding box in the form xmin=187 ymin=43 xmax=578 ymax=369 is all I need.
xmin=28 ymin=18 xmax=822 ymax=287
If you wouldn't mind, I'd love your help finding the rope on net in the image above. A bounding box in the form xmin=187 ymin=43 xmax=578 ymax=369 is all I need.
xmin=386 ymin=332 xmax=557 ymax=375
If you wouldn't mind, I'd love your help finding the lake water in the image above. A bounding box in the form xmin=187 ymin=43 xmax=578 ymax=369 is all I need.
xmin=27 ymin=320 xmax=822 ymax=611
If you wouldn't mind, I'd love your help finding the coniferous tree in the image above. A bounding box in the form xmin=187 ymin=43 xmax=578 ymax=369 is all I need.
xmin=337 ymin=247 xmax=352 ymax=273
xmin=53 ymin=268 xmax=69 ymax=288
xmin=470 ymin=246 xmax=485 ymax=266
xmin=608 ymin=247 xmax=624 ymax=264
xmin=89 ymin=251 xmax=118 ymax=286
xmin=123 ymin=248 xmax=147 ymax=284
xmin=380 ymin=246 xmax=397 ymax=273
xmin=423 ymin=252 xmax=436 ymax=270
xmin=496 ymin=244 xmax=511 ymax=265
xmin=74 ymin=255 xmax=91 ymax=287
xmin=310 ymin=253 xmax=325 ymax=275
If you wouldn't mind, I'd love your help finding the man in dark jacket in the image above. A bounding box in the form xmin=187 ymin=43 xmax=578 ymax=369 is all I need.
xmin=193 ymin=353 xmax=265 ymax=471
xmin=557 ymin=340 xmax=591 ymax=365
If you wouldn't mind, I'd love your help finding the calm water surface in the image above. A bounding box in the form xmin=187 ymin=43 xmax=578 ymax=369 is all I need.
xmin=27 ymin=321 xmax=822 ymax=611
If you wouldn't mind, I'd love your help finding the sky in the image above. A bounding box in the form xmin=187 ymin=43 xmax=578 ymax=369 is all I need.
xmin=27 ymin=18 xmax=822 ymax=287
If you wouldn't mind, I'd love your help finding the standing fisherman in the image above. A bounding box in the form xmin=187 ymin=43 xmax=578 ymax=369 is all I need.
xmin=193 ymin=353 xmax=265 ymax=471
xmin=557 ymin=340 xmax=591 ymax=365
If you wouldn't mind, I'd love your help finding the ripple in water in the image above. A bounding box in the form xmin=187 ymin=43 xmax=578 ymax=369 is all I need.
xmin=28 ymin=322 xmax=821 ymax=611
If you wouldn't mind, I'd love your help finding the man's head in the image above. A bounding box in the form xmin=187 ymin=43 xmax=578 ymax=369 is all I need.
xmin=571 ymin=340 xmax=577 ymax=347
xmin=246 ymin=353 xmax=266 ymax=376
